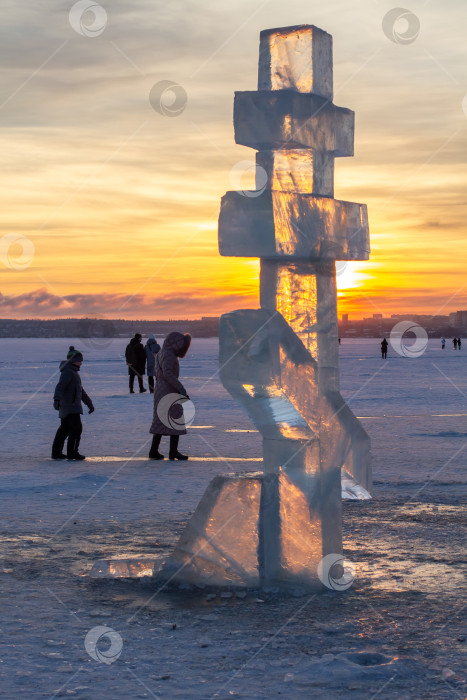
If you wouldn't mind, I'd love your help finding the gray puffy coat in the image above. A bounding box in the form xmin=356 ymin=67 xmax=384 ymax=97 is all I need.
xmin=53 ymin=361 xmax=94 ymax=419
xmin=149 ymin=332 xmax=191 ymax=436
xmin=145 ymin=338 xmax=161 ymax=376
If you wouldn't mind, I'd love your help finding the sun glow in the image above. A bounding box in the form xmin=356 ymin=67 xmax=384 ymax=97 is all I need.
xmin=336 ymin=262 xmax=369 ymax=293
xmin=1 ymin=2 xmax=466 ymax=321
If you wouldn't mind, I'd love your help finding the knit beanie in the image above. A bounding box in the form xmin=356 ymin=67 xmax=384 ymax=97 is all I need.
xmin=67 ymin=346 xmax=84 ymax=363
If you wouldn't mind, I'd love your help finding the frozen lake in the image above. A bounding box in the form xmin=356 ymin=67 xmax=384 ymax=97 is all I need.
xmin=1 ymin=336 xmax=466 ymax=499
xmin=0 ymin=337 xmax=465 ymax=699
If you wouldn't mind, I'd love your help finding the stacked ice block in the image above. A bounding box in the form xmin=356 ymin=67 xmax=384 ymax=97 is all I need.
xmin=219 ymin=24 xmax=371 ymax=493
xmin=161 ymin=25 xmax=371 ymax=590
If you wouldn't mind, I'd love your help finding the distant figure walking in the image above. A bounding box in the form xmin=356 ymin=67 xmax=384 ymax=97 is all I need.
xmin=453 ymin=337 xmax=458 ymax=350
xmin=149 ymin=332 xmax=192 ymax=461
xmin=441 ymin=337 xmax=446 ymax=350
xmin=52 ymin=347 xmax=94 ymax=461
xmin=458 ymin=337 xmax=462 ymax=350
xmin=125 ymin=333 xmax=147 ymax=393
xmin=145 ymin=334 xmax=161 ymax=393
xmin=381 ymin=338 xmax=388 ymax=359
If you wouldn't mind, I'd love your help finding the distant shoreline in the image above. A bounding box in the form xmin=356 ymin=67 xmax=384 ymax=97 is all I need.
xmin=0 ymin=316 xmax=464 ymax=339
xmin=0 ymin=317 xmax=220 ymax=339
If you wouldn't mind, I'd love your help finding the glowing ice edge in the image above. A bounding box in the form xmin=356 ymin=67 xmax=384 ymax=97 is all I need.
xmin=89 ymin=474 xmax=370 ymax=580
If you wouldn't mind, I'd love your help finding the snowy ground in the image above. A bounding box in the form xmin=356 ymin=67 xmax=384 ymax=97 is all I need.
xmin=0 ymin=337 xmax=465 ymax=699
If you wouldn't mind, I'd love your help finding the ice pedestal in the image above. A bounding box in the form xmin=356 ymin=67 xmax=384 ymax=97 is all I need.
xmin=159 ymin=470 xmax=328 ymax=590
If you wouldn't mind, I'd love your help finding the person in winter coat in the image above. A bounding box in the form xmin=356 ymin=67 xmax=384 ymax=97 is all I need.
xmin=149 ymin=332 xmax=192 ymax=461
xmin=381 ymin=338 xmax=388 ymax=359
xmin=441 ymin=337 xmax=446 ymax=349
xmin=51 ymin=346 xmax=94 ymax=461
xmin=125 ymin=333 xmax=147 ymax=393
xmin=145 ymin=334 xmax=161 ymax=394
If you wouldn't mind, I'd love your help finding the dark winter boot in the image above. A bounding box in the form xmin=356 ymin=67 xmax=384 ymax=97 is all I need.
xmin=149 ymin=434 xmax=164 ymax=460
xmin=67 ymin=435 xmax=86 ymax=461
xmin=52 ymin=453 xmax=67 ymax=460
xmin=169 ymin=435 xmax=188 ymax=461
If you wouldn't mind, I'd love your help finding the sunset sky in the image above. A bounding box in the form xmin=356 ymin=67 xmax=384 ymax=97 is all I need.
xmin=0 ymin=0 xmax=466 ymax=320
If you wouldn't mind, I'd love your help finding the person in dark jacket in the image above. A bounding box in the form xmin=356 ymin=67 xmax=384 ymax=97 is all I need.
xmin=381 ymin=338 xmax=388 ymax=359
xmin=51 ymin=347 xmax=94 ymax=461
xmin=125 ymin=333 xmax=147 ymax=393
xmin=145 ymin=334 xmax=161 ymax=393
xmin=149 ymin=332 xmax=192 ymax=461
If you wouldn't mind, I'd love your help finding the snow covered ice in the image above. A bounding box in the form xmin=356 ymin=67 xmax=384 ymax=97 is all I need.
xmin=1 ymin=336 xmax=466 ymax=699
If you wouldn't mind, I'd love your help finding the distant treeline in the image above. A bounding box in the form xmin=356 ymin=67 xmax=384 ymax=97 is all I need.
xmin=0 ymin=316 xmax=464 ymax=339
xmin=0 ymin=318 xmax=220 ymax=338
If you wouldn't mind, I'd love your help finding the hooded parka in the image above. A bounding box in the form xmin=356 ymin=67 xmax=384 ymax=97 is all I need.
xmin=53 ymin=361 xmax=94 ymax=419
xmin=149 ymin=332 xmax=191 ymax=436
xmin=145 ymin=337 xmax=161 ymax=376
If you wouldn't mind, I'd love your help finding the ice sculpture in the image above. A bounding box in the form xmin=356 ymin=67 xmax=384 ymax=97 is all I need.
xmin=218 ymin=24 xmax=371 ymax=494
xmin=162 ymin=470 xmax=325 ymax=588
xmin=157 ymin=25 xmax=371 ymax=591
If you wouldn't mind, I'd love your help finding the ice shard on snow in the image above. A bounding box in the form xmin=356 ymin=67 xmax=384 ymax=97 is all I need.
xmin=161 ymin=24 xmax=371 ymax=590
